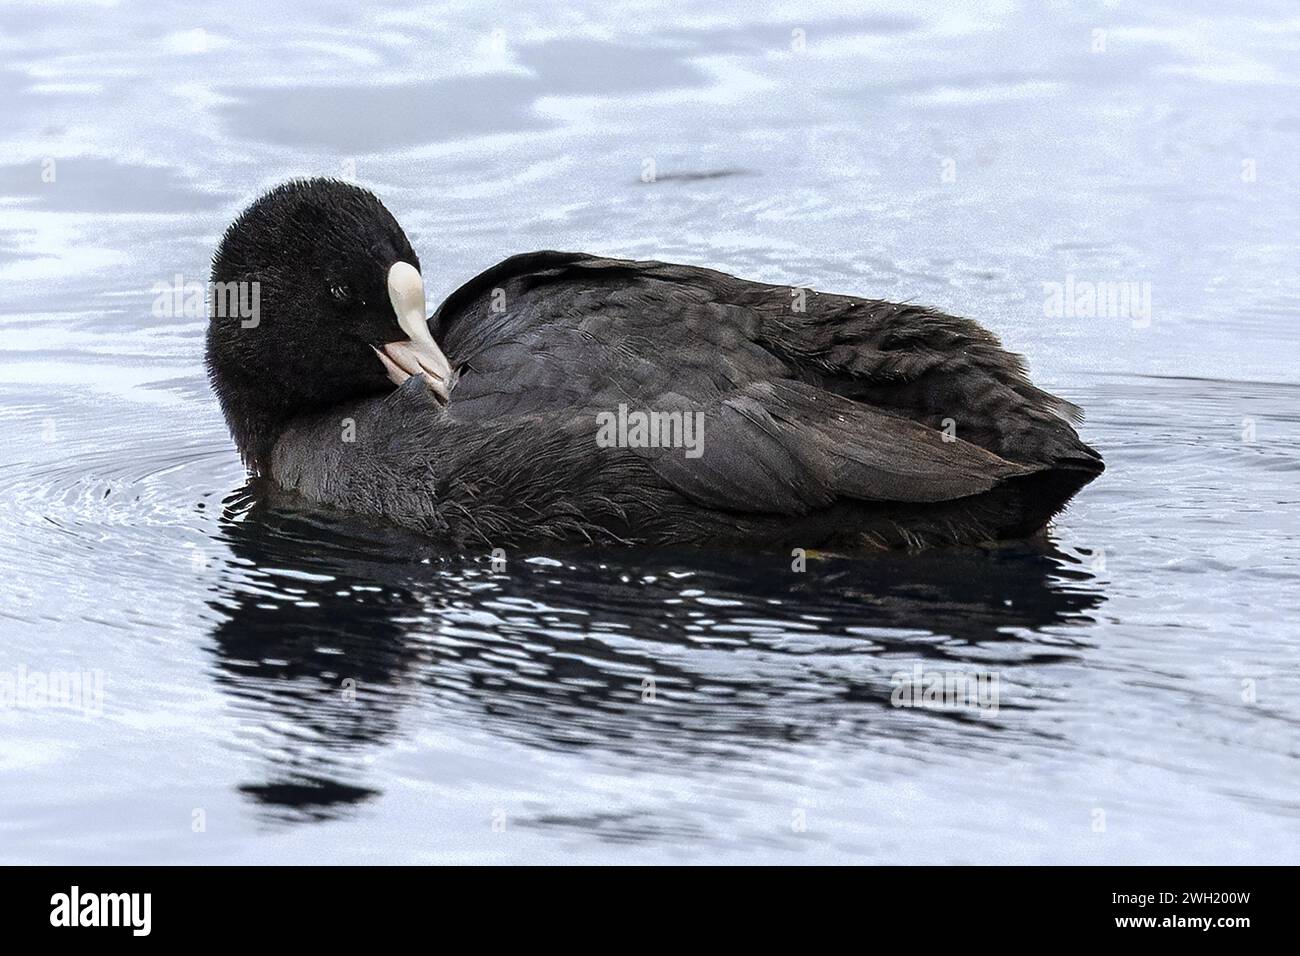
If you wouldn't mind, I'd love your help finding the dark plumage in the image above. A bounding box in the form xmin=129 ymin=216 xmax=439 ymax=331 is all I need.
xmin=208 ymin=179 xmax=1103 ymax=550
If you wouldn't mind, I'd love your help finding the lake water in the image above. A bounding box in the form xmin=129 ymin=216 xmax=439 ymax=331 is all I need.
xmin=1 ymin=0 xmax=1297 ymax=863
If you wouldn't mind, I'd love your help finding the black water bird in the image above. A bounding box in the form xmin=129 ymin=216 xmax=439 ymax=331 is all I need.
xmin=206 ymin=179 xmax=1103 ymax=549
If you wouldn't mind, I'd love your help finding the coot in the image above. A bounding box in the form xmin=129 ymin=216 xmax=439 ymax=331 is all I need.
xmin=206 ymin=179 xmax=1102 ymax=549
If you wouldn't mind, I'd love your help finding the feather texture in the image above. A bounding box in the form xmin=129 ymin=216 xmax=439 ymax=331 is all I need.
xmin=268 ymin=252 xmax=1101 ymax=549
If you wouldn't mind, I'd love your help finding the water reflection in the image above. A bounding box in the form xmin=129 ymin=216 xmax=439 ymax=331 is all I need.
xmin=206 ymin=483 xmax=1104 ymax=822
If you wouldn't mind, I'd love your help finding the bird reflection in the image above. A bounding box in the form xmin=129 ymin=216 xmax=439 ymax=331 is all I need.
xmin=205 ymin=481 xmax=1106 ymax=823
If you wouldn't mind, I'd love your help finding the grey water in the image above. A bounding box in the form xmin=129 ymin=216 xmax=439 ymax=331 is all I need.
xmin=1 ymin=1 xmax=1298 ymax=864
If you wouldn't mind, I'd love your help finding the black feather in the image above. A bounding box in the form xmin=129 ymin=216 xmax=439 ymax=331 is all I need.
xmin=208 ymin=181 xmax=1103 ymax=550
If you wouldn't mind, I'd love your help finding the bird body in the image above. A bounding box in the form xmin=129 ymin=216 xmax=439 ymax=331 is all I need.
xmin=209 ymin=181 xmax=1102 ymax=550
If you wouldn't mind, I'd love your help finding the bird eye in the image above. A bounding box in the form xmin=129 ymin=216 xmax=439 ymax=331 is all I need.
xmin=328 ymin=281 xmax=351 ymax=302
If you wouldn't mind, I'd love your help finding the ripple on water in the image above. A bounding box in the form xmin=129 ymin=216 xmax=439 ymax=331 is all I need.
xmin=1 ymin=355 xmax=1296 ymax=857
